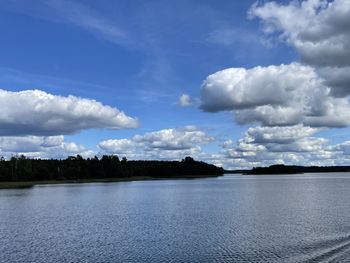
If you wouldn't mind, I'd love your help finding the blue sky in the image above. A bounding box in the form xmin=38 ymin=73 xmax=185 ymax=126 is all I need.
xmin=1 ymin=0 xmax=350 ymax=169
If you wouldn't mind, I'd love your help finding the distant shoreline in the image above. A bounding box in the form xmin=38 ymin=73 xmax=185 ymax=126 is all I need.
xmin=244 ymin=164 xmax=350 ymax=175
xmin=0 ymin=156 xmax=224 ymax=188
xmin=0 ymin=174 xmax=222 ymax=189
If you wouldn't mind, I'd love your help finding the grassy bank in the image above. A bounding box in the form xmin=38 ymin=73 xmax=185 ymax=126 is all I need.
xmin=0 ymin=174 xmax=221 ymax=189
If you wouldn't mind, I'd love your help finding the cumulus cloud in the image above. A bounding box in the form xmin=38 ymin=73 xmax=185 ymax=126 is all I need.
xmin=200 ymin=124 xmax=350 ymax=169
xmin=194 ymin=0 xmax=350 ymax=168
xmin=249 ymin=0 xmax=350 ymax=95
xmin=178 ymin=94 xmax=192 ymax=107
xmin=0 ymin=135 xmax=94 ymax=159
xmin=317 ymin=66 xmax=350 ymax=96
xmin=135 ymin=126 xmax=213 ymax=150
xmin=98 ymin=126 xmax=213 ymax=160
xmin=218 ymin=125 xmax=336 ymax=169
xmin=200 ymin=63 xmax=319 ymax=112
xmin=97 ymin=138 xmax=136 ymax=156
xmin=195 ymin=0 xmax=350 ymax=168
xmin=0 ymin=89 xmax=138 ymax=136
xmin=200 ymin=63 xmax=350 ymax=127
xmin=243 ymin=125 xmax=318 ymax=144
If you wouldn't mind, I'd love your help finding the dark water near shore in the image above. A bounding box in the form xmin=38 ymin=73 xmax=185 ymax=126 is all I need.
xmin=1 ymin=173 xmax=350 ymax=262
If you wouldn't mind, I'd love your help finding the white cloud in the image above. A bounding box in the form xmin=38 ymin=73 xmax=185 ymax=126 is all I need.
xmin=244 ymin=125 xmax=318 ymax=144
xmin=217 ymin=125 xmax=337 ymax=169
xmin=98 ymin=126 xmax=213 ymax=160
xmin=0 ymin=135 xmax=94 ymax=159
xmin=178 ymin=94 xmax=192 ymax=107
xmin=0 ymin=89 xmax=138 ymax=136
xmin=136 ymin=126 xmax=212 ymax=150
xmin=97 ymin=138 xmax=136 ymax=156
xmin=249 ymin=0 xmax=350 ymax=95
xmin=200 ymin=63 xmax=350 ymax=127
xmin=249 ymin=0 xmax=350 ymax=66
xmin=194 ymin=0 xmax=350 ymax=168
xmin=200 ymin=63 xmax=319 ymax=111
xmin=249 ymin=125 xmax=326 ymax=153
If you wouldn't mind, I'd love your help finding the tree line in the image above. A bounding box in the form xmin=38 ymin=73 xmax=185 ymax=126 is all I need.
xmin=0 ymin=155 xmax=224 ymax=182
xmin=247 ymin=164 xmax=350 ymax=174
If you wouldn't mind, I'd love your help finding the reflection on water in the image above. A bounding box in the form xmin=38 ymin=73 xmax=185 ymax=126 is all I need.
xmin=1 ymin=173 xmax=350 ymax=262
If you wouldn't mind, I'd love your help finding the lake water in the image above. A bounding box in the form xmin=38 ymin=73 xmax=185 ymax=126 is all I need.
xmin=1 ymin=173 xmax=350 ymax=262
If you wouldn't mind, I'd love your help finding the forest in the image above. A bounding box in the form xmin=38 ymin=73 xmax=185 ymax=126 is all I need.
xmin=0 ymin=155 xmax=224 ymax=182
xmin=246 ymin=164 xmax=350 ymax=174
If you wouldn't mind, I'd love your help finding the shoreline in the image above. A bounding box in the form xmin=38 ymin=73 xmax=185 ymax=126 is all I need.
xmin=0 ymin=174 xmax=222 ymax=189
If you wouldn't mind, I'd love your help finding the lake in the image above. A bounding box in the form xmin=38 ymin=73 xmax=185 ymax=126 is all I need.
xmin=1 ymin=173 xmax=350 ymax=262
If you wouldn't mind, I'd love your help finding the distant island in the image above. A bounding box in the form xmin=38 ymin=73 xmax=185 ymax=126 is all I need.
xmin=0 ymin=155 xmax=223 ymax=188
xmin=242 ymin=164 xmax=350 ymax=175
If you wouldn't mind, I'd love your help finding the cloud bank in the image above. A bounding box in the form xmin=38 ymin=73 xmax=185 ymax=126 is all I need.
xmin=218 ymin=125 xmax=332 ymax=169
xmin=99 ymin=126 xmax=213 ymax=160
xmin=0 ymin=135 xmax=94 ymax=159
xmin=197 ymin=0 xmax=350 ymax=168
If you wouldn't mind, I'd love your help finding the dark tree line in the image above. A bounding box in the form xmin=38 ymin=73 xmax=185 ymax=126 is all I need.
xmin=247 ymin=164 xmax=350 ymax=174
xmin=0 ymin=155 xmax=223 ymax=182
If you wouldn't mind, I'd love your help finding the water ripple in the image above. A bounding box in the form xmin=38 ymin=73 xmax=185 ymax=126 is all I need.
xmin=2 ymin=173 xmax=350 ymax=262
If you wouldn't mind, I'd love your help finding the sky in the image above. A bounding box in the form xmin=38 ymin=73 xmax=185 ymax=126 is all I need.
xmin=0 ymin=0 xmax=350 ymax=169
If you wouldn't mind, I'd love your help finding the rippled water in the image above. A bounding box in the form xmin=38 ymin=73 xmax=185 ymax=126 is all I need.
xmin=1 ymin=173 xmax=350 ymax=262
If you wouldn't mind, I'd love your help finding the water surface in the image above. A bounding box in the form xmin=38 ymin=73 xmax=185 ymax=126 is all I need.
xmin=1 ymin=173 xmax=350 ymax=262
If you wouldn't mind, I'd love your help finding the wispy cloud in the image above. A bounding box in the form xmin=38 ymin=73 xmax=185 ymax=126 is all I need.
xmin=0 ymin=0 xmax=130 ymax=46
xmin=44 ymin=0 xmax=130 ymax=46
xmin=206 ymin=27 xmax=259 ymax=47
xmin=0 ymin=67 xmax=111 ymax=97
xmin=133 ymin=56 xmax=179 ymax=103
